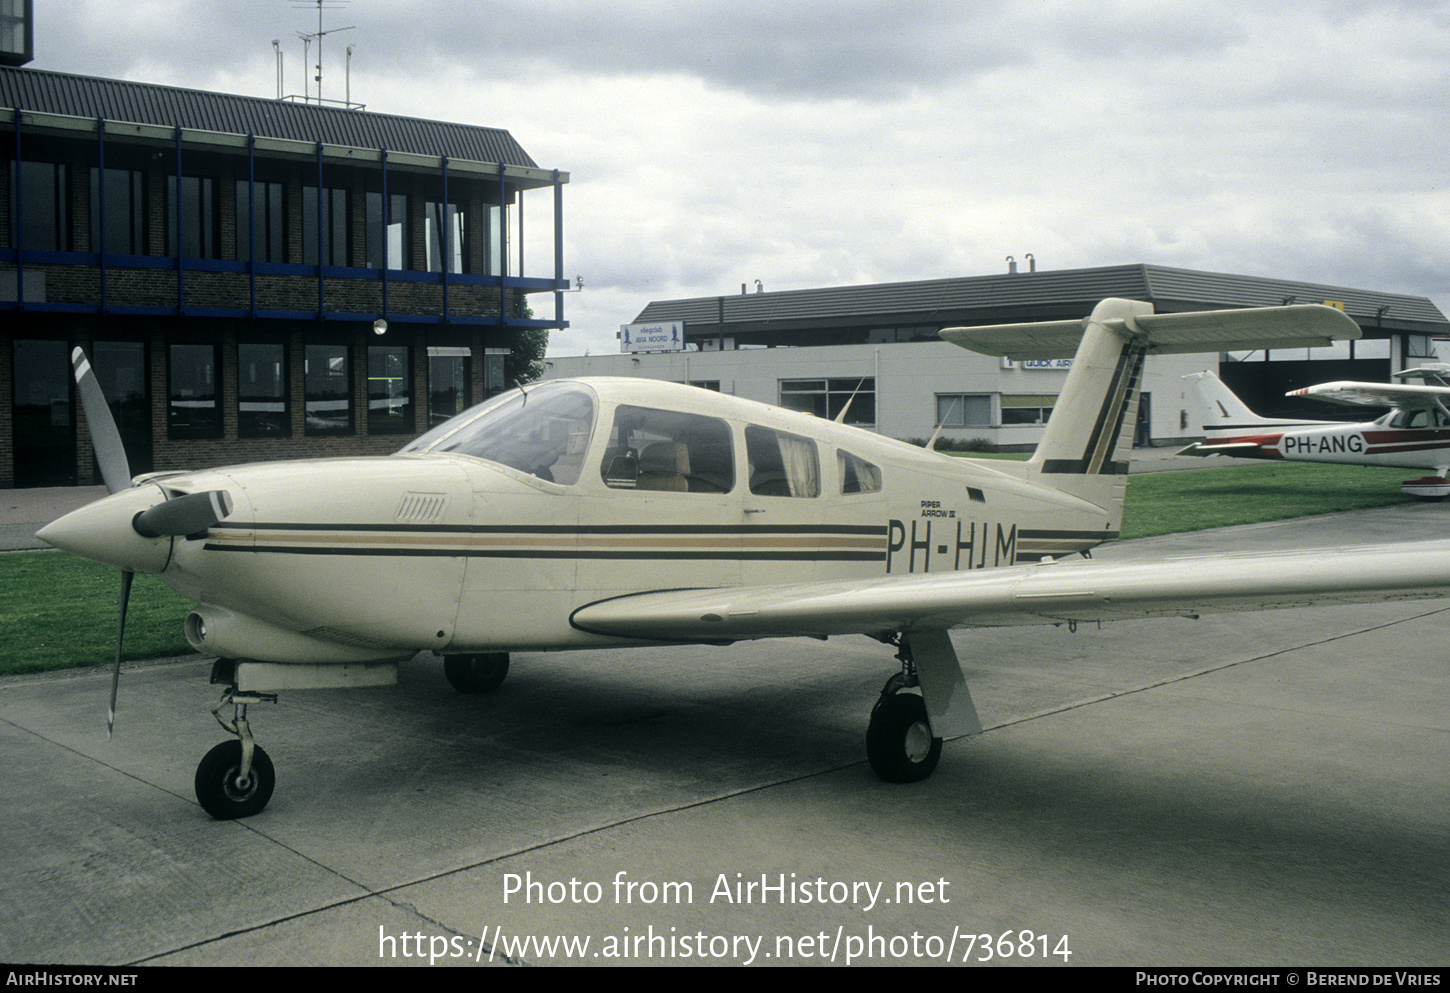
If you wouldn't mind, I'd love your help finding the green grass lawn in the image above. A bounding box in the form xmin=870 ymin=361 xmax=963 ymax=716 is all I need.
xmin=0 ymin=554 xmax=196 ymax=676
xmin=1119 ymin=462 xmax=1410 ymax=538
xmin=0 ymin=460 xmax=1418 ymax=676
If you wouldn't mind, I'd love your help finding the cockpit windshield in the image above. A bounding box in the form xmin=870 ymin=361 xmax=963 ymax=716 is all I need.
xmin=397 ymin=382 xmax=597 ymax=485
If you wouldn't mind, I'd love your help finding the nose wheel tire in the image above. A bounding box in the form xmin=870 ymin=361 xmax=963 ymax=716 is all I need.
xmin=195 ymin=740 xmax=275 ymax=820
xmin=443 ymin=653 xmax=510 ymax=693
xmin=867 ymin=691 xmax=942 ymax=783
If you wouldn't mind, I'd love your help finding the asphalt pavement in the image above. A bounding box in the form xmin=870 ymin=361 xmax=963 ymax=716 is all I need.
xmin=1 ymin=473 xmax=1447 ymax=968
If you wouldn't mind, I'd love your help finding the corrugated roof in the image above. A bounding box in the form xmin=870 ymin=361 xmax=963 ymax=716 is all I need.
xmin=0 ymin=66 xmax=537 ymax=167
xmin=637 ymin=264 xmax=1446 ymax=331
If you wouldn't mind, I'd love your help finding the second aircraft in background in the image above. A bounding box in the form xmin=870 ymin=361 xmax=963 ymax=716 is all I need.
xmin=1179 ymin=365 xmax=1450 ymax=499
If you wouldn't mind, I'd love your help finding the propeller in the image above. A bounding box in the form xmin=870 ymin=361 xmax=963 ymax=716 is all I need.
xmin=70 ymin=348 xmax=136 ymax=738
xmin=66 ymin=349 xmax=237 ymax=737
xmin=71 ymin=349 xmax=132 ymax=496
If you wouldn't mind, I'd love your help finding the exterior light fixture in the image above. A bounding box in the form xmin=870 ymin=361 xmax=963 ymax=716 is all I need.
xmin=373 ymin=318 xmax=388 ymax=335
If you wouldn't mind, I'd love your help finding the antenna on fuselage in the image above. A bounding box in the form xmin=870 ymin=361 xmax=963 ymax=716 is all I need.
xmin=834 ymin=377 xmax=868 ymax=423
xmin=926 ymin=396 xmax=962 ymax=451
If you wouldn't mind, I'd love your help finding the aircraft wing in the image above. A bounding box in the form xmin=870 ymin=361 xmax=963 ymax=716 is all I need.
xmin=1289 ymin=381 xmax=1450 ymax=410
xmin=570 ymin=540 xmax=1450 ymax=643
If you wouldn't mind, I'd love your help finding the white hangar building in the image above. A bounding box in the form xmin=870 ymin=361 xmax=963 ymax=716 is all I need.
xmin=540 ymin=264 xmax=1448 ymax=450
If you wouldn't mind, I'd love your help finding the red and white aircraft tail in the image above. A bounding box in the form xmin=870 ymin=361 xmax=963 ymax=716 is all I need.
xmin=1183 ymin=369 xmax=1336 ymax=435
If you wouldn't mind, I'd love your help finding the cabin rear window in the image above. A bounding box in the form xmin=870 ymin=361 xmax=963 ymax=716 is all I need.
xmin=837 ymin=450 xmax=882 ymax=494
xmin=398 ymin=383 xmax=596 ymax=485
xmin=600 ymin=405 xmax=734 ymax=493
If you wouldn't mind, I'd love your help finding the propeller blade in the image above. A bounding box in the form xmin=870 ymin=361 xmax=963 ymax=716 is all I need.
xmin=70 ymin=348 xmax=132 ymax=495
xmin=132 ymin=490 xmax=234 ymax=539
xmin=109 ymin=569 xmax=133 ymax=739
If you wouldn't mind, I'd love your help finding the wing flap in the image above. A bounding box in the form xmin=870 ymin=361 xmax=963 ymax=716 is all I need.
xmin=569 ymin=541 xmax=1450 ymax=642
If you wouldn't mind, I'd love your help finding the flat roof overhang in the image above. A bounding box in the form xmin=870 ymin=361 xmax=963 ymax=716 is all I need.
xmin=0 ymin=107 xmax=569 ymax=190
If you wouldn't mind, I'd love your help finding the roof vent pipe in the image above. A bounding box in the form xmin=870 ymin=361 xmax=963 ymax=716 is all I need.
xmin=1006 ymin=256 xmax=1017 ymax=274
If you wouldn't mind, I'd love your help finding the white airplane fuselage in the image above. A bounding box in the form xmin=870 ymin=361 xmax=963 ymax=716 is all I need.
xmin=1198 ymin=415 xmax=1450 ymax=471
xmin=47 ymin=379 xmax=1115 ymax=666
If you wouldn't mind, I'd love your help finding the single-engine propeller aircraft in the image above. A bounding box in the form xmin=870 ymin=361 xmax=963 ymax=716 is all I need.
xmin=1178 ymin=365 xmax=1450 ymax=499
xmin=39 ymin=298 xmax=1450 ymax=819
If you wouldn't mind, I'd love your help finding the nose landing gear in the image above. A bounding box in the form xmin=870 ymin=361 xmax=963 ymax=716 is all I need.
xmin=197 ymin=678 xmax=278 ymax=820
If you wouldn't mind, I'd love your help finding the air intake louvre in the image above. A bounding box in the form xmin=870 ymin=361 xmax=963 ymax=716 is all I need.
xmin=395 ymin=492 xmax=447 ymax=523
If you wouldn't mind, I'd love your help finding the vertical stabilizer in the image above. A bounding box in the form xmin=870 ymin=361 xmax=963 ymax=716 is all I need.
xmin=1028 ymin=298 xmax=1151 ymax=479
xmin=1183 ymin=369 xmax=1269 ymax=430
xmin=939 ymin=298 xmax=1361 ymax=532
xmin=1015 ymin=298 xmax=1149 ymax=526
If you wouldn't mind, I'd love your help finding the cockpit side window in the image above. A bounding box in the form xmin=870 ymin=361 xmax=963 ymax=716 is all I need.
xmin=600 ymin=405 xmax=734 ymax=493
xmin=746 ymin=425 xmax=820 ymax=497
xmin=1390 ymin=409 xmax=1432 ymax=430
xmin=837 ymin=449 xmax=883 ymax=494
xmin=398 ymin=383 xmax=596 ymax=485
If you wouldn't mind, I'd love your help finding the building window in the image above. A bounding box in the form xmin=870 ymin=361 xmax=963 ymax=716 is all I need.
xmin=427 ymin=346 xmax=471 ymax=428
xmin=9 ymin=160 xmax=69 ymax=250
xmin=366 ymin=191 xmax=408 ymax=269
xmin=1407 ymin=334 xmax=1439 ymax=359
xmin=236 ymin=180 xmax=286 ymax=263
xmin=484 ymin=202 xmax=502 ymax=275
xmin=238 ymin=342 xmax=289 ymax=437
xmin=484 ymin=350 xmax=508 ymax=397
xmin=778 ymin=378 xmax=875 ymax=426
xmin=303 ymin=185 xmax=349 ymax=267
xmin=425 ymin=199 xmax=467 ymax=273
xmin=1000 ymin=394 xmax=1056 ymax=425
xmin=167 ymin=174 xmax=220 ymax=259
xmin=305 ymin=343 xmax=353 ymax=435
xmin=746 ymin=425 xmax=819 ymax=498
xmin=367 ymin=344 xmax=413 ymax=434
xmin=168 ymin=343 xmax=221 ymax=439
xmin=11 ymin=338 xmax=74 ymax=486
xmin=90 ymin=167 xmax=147 ymax=255
xmin=93 ymin=340 xmax=152 ymax=473
xmin=935 ymin=394 xmax=991 ymax=427
xmin=0 ymin=0 xmax=34 ymax=67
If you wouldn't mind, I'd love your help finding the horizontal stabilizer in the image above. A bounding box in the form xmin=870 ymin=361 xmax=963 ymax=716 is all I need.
xmin=941 ymin=303 xmax=1360 ymax=361
xmin=570 ymin=539 xmax=1450 ymax=643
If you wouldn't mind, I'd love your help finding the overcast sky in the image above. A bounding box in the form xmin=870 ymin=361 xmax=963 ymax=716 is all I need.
xmin=28 ymin=0 xmax=1450 ymax=356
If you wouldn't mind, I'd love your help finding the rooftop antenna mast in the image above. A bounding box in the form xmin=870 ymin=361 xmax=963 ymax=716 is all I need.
xmin=289 ymin=0 xmax=354 ymax=105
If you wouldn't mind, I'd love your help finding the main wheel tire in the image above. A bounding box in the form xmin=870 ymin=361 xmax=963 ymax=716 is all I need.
xmin=195 ymin=740 xmax=275 ymax=820
xmin=866 ymin=692 xmax=941 ymax=783
xmin=444 ymin=653 xmax=510 ymax=694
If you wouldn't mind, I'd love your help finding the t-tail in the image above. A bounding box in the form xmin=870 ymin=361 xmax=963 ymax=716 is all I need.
xmin=940 ymin=297 xmax=1362 ymax=529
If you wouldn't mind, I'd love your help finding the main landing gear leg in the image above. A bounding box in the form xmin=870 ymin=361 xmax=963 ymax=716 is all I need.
xmin=866 ymin=635 xmax=942 ymax=783
xmin=196 ymin=671 xmax=278 ymax=820
xmin=866 ymin=631 xmax=981 ymax=784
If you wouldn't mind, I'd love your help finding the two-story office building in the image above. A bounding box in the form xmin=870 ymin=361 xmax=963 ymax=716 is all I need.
xmin=2 ymin=65 xmax=569 ymax=487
